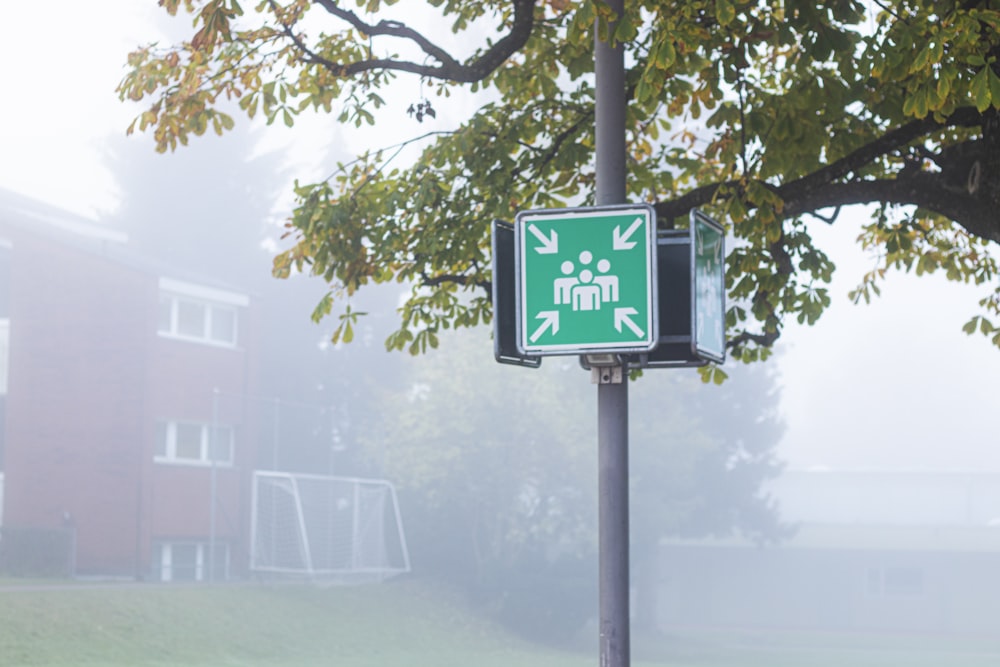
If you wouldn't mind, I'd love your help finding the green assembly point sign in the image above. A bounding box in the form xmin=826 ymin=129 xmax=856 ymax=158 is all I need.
xmin=515 ymin=205 xmax=657 ymax=355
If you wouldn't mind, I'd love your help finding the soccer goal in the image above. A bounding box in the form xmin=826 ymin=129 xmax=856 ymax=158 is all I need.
xmin=250 ymin=471 xmax=410 ymax=582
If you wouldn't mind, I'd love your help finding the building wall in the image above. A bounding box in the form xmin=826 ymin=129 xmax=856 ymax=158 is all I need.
xmin=0 ymin=215 xmax=258 ymax=579
xmin=139 ymin=301 xmax=258 ymax=578
xmin=2 ymin=231 xmax=150 ymax=575
xmin=655 ymin=542 xmax=1000 ymax=637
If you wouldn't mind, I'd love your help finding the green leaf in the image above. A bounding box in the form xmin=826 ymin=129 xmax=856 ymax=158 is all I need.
xmin=120 ymin=0 xmax=1000 ymax=361
xmin=972 ymin=67 xmax=992 ymax=112
xmin=988 ymin=68 xmax=1000 ymax=109
xmin=311 ymin=293 xmax=333 ymax=324
xmin=716 ymin=0 xmax=736 ymax=27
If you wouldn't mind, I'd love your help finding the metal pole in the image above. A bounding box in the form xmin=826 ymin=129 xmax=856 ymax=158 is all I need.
xmin=595 ymin=2 xmax=630 ymax=666
xmin=209 ymin=387 xmax=219 ymax=583
xmin=272 ymin=397 xmax=280 ymax=471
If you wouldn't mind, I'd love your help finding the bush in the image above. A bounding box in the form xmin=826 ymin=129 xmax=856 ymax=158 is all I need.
xmin=0 ymin=526 xmax=75 ymax=577
xmin=476 ymin=551 xmax=596 ymax=643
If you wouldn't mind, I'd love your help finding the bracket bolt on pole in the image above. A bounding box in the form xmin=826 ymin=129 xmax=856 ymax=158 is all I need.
xmin=591 ymin=365 xmax=623 ymax=384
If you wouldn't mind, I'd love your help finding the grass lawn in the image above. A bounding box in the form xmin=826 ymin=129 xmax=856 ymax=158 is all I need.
xmin=0 ymin=577 xmax=998 ymax=667
xmin=0 ymin=578 xmax=591 ymax=667
xmin=633 ymin=626 xmax=1000 ymax=667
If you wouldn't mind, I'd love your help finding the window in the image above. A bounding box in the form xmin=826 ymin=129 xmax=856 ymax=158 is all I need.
xmin=155 ymin=541 xmax=229 ymax=582
xmin=159 ymin=294 xmax=238 ymax=346
xmin=866 ymin=566 xmax=924 ymax=597
xmin=176 ymin=299 xmax=207 ymax=339
xmin=210 ymin=307 xmax=236 ymax=343
xmin=157 ymin=278 xmax=248 ymax=348
xmin=155 ymin=421 xmax=234 ymax=466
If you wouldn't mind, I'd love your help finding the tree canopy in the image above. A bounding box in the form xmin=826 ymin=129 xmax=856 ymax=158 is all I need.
xmin=119 ymin=0 xmax=1000 ymax=361
xmin=365 ymin=326 xmax=785 ymax=634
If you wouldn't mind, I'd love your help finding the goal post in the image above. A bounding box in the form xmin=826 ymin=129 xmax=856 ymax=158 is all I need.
xmin=250 ymin=471 xmax=410 ymax=582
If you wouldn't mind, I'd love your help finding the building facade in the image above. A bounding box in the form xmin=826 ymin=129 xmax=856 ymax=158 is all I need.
xmin=0 ymin=190 xmax=258 ymax=580
xmin=653 ymin=468 xmax=1000 ymax=637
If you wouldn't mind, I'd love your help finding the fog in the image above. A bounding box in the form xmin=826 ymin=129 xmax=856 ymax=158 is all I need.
xmin=1 ymin=2 xmax=999 ymax=667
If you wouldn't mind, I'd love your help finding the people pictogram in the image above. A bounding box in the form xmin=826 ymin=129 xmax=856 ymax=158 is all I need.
xmin=554 ymin=260 xmax=577 ymax=305
xmin=572 ymin=265 xmax=601 ymax=310
xmin=594 ymin=258 xmax=619 ymax=303
xmin=552 ymin=250 xmax=621 ymax=312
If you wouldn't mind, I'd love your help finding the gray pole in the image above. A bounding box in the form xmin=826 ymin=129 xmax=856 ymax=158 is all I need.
xmin=272 ymin=397 xmax=281 ymax=471
xmin=209 ymin=387 xmax=219 ymax=583
xmin=594 ymin=2 xmax=630 ymax=667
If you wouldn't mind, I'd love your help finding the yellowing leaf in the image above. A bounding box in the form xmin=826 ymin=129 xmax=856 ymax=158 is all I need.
xmin=989 ymin=68 xmax=1000 ymax=109
xmin=972 ymin=67 xmax=992 ymax=112
xmin=716 ymin=0 xmax=736 ymax=26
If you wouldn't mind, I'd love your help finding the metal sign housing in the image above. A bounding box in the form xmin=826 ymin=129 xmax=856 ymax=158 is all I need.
xmin=491 ymin=220 xmax=541 ymax=367
xmin=690 ymin=209 xmax=726 ymax=364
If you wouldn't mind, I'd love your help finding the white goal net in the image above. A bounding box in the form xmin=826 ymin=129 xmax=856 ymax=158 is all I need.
xmin=250 ymin=471 xmax=410 ymax=582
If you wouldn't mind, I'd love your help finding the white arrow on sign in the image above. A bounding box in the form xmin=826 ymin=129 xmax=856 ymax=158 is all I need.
xmin=612 ymin=217 xmax=644 ymax=251
xmin=614 ymin=307 xmax=644 ymax=338
xmin=528 ymin=224 xmax=558 ymax=254
xmin=529 ymin=310 xmax=560 ymax=342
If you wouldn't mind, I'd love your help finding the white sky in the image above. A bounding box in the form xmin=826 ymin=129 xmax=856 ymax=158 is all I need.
xmin=1 ymin=1 xmax=998 ymax=472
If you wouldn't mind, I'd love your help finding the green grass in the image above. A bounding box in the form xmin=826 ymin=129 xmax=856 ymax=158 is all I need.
xmin=631 ymin=626 xmax=1000 ymax=667
xmin=0 ymin=577 xmax=998 ymax=667
xmin=0 ymin=578 xmax=589 ymax=667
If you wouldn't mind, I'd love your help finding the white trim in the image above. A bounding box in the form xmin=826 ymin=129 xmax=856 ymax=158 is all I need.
xmin=158 ymin=277 xmax=249 ymax=307
xmin=156 ymin=541 xmax=229 ymax=582
xmin=158 ymin=293 xmax=239 ymax=348
xmin=5 ymin=206 xmax=128 ymax=244
xmin=154 ymin=421 xmax=234 ymax=467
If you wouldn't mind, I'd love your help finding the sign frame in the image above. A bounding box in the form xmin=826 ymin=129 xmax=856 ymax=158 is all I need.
xmin=514 ymin=204 xmax=658 ymax=357
xmin=689 ymin=209 xmax=726 ymax=364
xmin=491 ymin=219 xmax=541 ymax=368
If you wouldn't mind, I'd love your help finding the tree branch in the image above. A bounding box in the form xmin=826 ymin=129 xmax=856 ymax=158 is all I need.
xmin=656 ymin=108 xmax=994 ymax=235
xmin=313 ymin=0 xmax=461 ymax=69
xmin=778 ymin=107 xmax=982 ymax=206
xmin=651 ymin=107 xmax=996 ymax=355
xmin=421 ymin=271 xmax=491 ymax=292
xmin=509 ymin=104 xmax=594 ymax=186
xmin=782 ymin=176 xmax=999 ymax=243
xmin=302 ymin=0 xmax=538 ymax=83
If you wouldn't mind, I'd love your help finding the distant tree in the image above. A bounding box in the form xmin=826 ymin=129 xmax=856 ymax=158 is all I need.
xmin=369 ymin=327 xmax=785 ymax=637
xmin=106 ymin=125 xmax=279 ymax=285
xmin=119 ymin=1 xmax=1000 ymax=362
xmin=629 ymin=359 xmax=788 ymax=628
xmin=105 ymin=123 xmax=405 ymax=475
xmin=631 ymin=360 xmax=786 ymax=542
xmin=366 ymin=330 xmax=594 ymax=584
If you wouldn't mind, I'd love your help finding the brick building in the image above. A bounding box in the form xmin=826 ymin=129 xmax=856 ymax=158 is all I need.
xmin=0 ymin=189 xmax=258 ymax=580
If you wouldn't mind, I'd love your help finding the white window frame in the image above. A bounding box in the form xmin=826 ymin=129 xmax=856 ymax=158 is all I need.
xmin=155 ymin=421 xmax=234 ymax=467
xmin=157 ymin=278 xmax=247 ymax=348
xmin=865 ymin=565 xmax=924 ymax=597
xmin=156 ymin=541 xmax=230 ymax=582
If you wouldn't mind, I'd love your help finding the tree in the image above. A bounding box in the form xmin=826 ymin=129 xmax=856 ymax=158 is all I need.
xmin=367 ymin=329 xmax=595 ymax=588
xmin=367 ymin=326 xmax=785 ymax=637
xmin=105 ymin=112 xmax=409 ymax=475
xmin=118 ymin=1 xmax=1000 ymax=362
xmin=106 ymin=123 xmax=281 ymax=285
